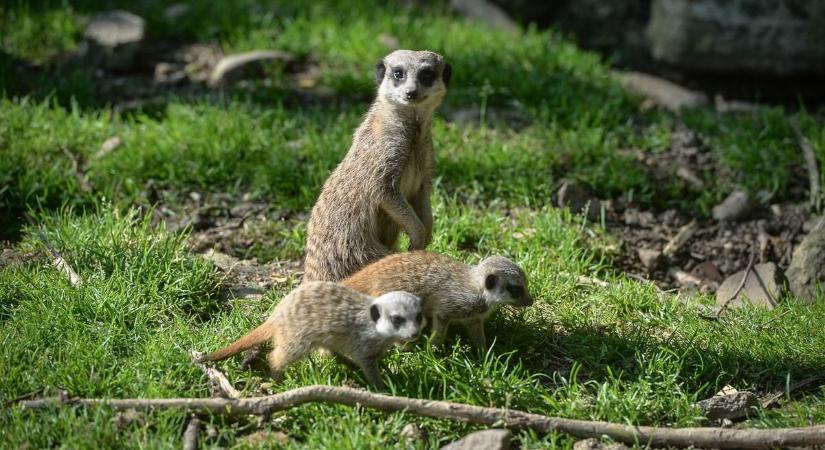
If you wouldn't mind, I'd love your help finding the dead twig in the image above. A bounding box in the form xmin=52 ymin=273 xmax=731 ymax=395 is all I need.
xmin=761 ymin=375 xmax=825 ymax=409
xmin=191 ymin=351 xmax=241 ymax=399
xmin=791 ymin=120 xmax=821 ymax=209
xmin=36 ymin=229 xmax=82 ymax=287
xmin=715 ymin=253 xmax=755 ymax=319
xmin=663 ymin=220 xmax=698 ymax=258
xmin=61 ymin=147 xmax=93 ymax=193
xmin=17 ymin=385 xmax=825 ymax=449
xmin=559 ymin=271 xmax=609 ymax=289
xmin=182 ymin=416 xmax=200 ymax=450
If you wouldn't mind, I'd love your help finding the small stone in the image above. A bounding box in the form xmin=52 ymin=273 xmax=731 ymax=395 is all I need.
xmin=440 ymin=429 xmax=511 ymax=450
xmin=401 ymin=423 xmax=428 ymax=443
xmin=696 ymin=391 xmax=759 ymax=420
xmin=715 ymin=262 xmax=787 ymax=310
xmin=637 ymin=248 xmax=662 ymax=271
xmin=712 ymin=190 xmax=752 ymax=221
xmin=83 ymin=10 xmax=145 ymax=71
xmin=690 ymin=260 xmax=723 ymax=284
xmin=207 ymin=50 xmax=294 ymax=87
xmin=163 ymin=3 xmax=191 ymax=21
xmin=787 ymin=219 xmax=825 ymax=303
xmin=573 ymin=438 xmax=629 ymax=450
xmin=557 ymin=181 xmax=601 ymax=221
xmin=95 ymin=136 xmax=122 ymax=159
xmin=240 ymin=431 xmax=288 ymax=445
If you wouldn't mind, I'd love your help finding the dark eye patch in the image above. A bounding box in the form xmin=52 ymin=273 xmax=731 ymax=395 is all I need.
xmin=392 ymin=315 xmax=406 ymax=328
xmin=418 ymin=68 xmax=436 ymax=86
xmin=392 ymin=68 xmax=404 ymax=80
xmin=506 ymin=284 xmax=524 ymax=297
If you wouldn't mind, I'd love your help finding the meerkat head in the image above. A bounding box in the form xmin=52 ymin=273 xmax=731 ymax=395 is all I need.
xmin=375 ymin=49 xmax=450 ymax=114
xmin=370 ymin=291 xmax=426 ymax=342
xmin=474 ymin=256 xmax=533 ymax=308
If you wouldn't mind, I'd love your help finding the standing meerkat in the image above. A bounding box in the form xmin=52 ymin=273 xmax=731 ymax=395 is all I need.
xmin=303 ymin=50 xmax=451 ymax=282
xmin=196 ymin=282 xmax=425 ymax=389
xmin=343 ymin=251 xmax=533 ymax=349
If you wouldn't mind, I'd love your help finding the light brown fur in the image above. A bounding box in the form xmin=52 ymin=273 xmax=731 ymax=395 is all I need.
xmin=196 ymin=282 xmax=424 ymax=389
xmin=343 ymin=251 xmax=533 ymax=349
xmin=303 ymin=50 xmax=450 ymax=282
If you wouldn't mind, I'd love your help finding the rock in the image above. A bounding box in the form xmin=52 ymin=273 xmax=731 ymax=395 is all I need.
xmin=450 ymin=0 xmax=519 ymax=33
xmin=163 ymin=3 xmax=191 ymax=21
xmin=82 ymin=10 xmax=146 ymax=71
xmin=557 ymin=181 xmax=601 ymax=221
xmin=712 ymin=190 xmax=752 ymax=221
xmin=716 ymin=262 xmax=787 ymax=310
xmin=95 ymin=136 xmax=122 ymax=159
xmin=670 ymin=268 xmax=702 ymax=288
xmin=648 ymin=0 xmax=825 ymax=76
xmin=400 ymin=423 xmax=428 ymax=443
xmin=637 ymin=248 xmax=662 ymax=271
xmin=573 ymin=438 xmax=629 ymax=450
xmin=787 ymin=219 xmax=825 ymax=303
xmin=690 ymin=260 xmax=723 ymax=284
xmin=614 ymin=70 xmax=708 ymax=113
xmin=207 ymin=50 xmax=294 ymax=87
xmin=440 ymin=429 xmax=511 ymax=450
xmin=696 ymin=391 xmax=759 ymax=420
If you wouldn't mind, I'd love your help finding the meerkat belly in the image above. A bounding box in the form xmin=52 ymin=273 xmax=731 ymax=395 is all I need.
xmin=399 ymin=162 xmax=422 ymax=199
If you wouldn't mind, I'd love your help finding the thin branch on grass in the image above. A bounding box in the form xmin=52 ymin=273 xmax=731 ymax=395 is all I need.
xmin=761 ymin=375 xmax=825 ymax=409
xmin=36 ymin=229 xmax=82 ymax=287
xmin=715 ymin=253 xmax=755 ymax=319
xmin=663 ymin=220 xmax=698 ymax=258
xmin=61 ymin=147 xmax=93 ymax=193
xmin=559 ymin=271 xmax=609 ymax=289
xmin=182 ymin=416 xmax=200 ymax=450
xmin=191 ymin=351 xmax=241 ymax=399
xmin=17 ymin=385 xmax=825 ymax=449
xmin=790 ymin=120 xmax=821 ymax=209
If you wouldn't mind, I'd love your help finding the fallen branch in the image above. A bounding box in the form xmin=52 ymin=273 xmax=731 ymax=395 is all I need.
xmin=191 ymin=351 xmax=241 ymax=399
xmin=663 ymin=220 xmax=698 ymax=258
xmin=36 ymin=229 xmax=82 ymax=287
xmin=791 ymin=120 xmax=821 ymax=209
xmin=761 ymin=375 xmax=825 ymax=409
xmin=182 ymin=416 xmax=200 ymax=450
xmin=17 ymin=385 xmax=825 ymax=449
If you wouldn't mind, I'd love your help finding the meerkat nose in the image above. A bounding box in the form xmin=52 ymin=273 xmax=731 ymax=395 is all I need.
xmin=405 ymin=90 xmax=418 ymax=100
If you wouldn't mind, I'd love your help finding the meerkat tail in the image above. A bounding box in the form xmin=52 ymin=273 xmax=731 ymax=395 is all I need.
xmin=199 ymin=321 xmax=276 ymax=362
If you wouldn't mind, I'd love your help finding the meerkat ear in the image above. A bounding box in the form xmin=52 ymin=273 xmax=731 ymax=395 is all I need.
xmin=484 ymin=274 xmax=498 ymax=290
xmin=375 ymin=60 xmax=386 ymax=85
xmin=442 ymin=63 xmax=452 ymax=87
xmin=370 ymin=304 xmax=381 ymax=322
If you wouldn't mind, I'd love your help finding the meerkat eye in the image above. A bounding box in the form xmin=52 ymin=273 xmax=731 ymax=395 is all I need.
xmin=418 ymin=68 xmax=436 ymax=86
xmin=393 ymin=69 xmax=404 ymax=80
xmin=392 ymin=315 xmax=406 ymax=328
xmin=506 ymin=284 xmax=524 ymax=297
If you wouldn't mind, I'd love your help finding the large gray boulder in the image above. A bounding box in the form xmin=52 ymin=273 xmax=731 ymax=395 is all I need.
xmin=82 ymin=10 xmax=146 ymax=71
xmin=648 ymin=0 xmax=825 ymax=75
xmin=787 ymin=219 xmax=825 ymax=303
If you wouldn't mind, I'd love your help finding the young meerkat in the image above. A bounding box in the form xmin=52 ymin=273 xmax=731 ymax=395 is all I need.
xmin=196 ymin=282 xmax=425 ymax=389
xmin=343 ymin=251 xmax=533 ymax=349
xmin=303 ymin=50 xmax=451 ymax=283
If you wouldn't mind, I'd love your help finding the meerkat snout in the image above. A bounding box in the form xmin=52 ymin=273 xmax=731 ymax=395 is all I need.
xmin=478 ymin=256 xmax=533 ymax=308
xmin=371 ymin=291 xmax=426 ymax=341
xmin=375 ymin=50 xmax=451 ymax=109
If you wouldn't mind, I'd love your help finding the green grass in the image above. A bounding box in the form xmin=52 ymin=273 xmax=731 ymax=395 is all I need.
xmin=1 ymin=0 xmax=825 ymax=448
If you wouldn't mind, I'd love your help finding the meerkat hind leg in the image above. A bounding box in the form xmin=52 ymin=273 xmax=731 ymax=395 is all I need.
xmin=266 ymin=342 xmax=309 ymax=382
xmin=428 ymin=315 xmax=450 ymax=347
xmin=462 ymin=318 xmax=487 ymax=350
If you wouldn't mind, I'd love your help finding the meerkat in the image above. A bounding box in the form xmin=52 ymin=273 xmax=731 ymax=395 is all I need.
xmin=302 ymin=50 xmax=451 ymax=283
xmin=343 ymin=251 xmax=533 ymax=349
xmin=196 ymin=282 xmax=425 ymax=389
